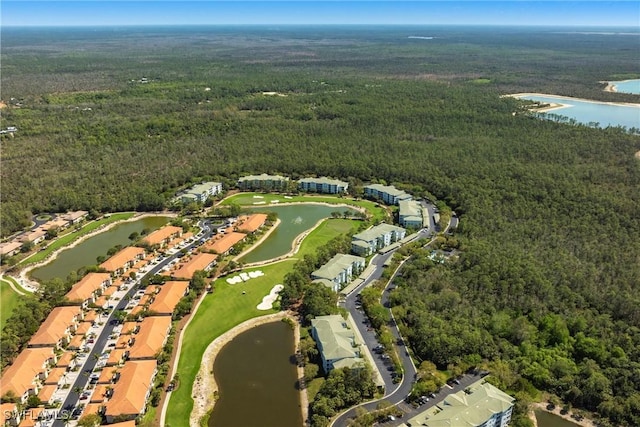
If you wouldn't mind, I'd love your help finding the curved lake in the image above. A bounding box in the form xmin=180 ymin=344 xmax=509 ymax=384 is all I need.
xmin=209 ymin=321 xmax=302 ymax=427
xmin=515 ymin=94 xmax=640 ymax=130
xmin=608 ymin=78 xmax=640 ymax=94
xmin=30 ymin=216 xmax=169 ymax=282
xmin=242 ymin=204 xmax=356 ymax=263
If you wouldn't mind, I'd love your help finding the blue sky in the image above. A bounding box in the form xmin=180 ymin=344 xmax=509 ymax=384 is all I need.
xmin=2 ymin=1 xmax=638 ymax=27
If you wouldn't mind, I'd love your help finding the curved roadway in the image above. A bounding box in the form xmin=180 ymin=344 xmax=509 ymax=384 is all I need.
xmin=330 ymin=204 xmax=458 ymax=427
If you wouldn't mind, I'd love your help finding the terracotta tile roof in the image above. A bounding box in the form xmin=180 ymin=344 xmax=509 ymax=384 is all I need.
xmin=80 ymin=402 xmax=103 ymax=418
xmin=106 ymin=421 xmax=136 ymax=427
xmin=148 ymin=281 xmax=190 ymax=315
xmin=56 ymin=351 xmax=74 ymax=368
xmin=60 ymin=210 xmax=88 ymax=222
xmin=202 ymin=232 xmax=245 ymax=255
xmin=0 ymin=403 xmax=17 ymax=425
xmin=144 ymin=285 xmax=161 ymax=296
xmin=67 ymin=334 xmax=85 ymax=350
xmin=129 ymin=305 xmax=144 ymax=318
xmin=75 ymin=322 xmax=91 ymax=336
xmin=141 ymin=226 xmax=182 ymax=247
xmin=138 ymin=294 xmax=151 ymax=307
xmin=106 ymin=349 xmax=126 ymax=367
xmin=128 ymin=316 xmax=171 ymax=360
xmin=237 ymin=213 xmax=268 ymax=233
xmin=102 ymin=285 xmax=119 ymax=297
xmin=99 ymin=247 xmax=146 ymax=273
xmin=17 ymin=407 xmax=43 ymax=427
xmin=115 ymin=335 xmax=131 ymax=350
xmin=37 ymin=384 xmax=57 ymax=402
xmin=91 ymin=384 xmax=110 ymax=403
xmin=97 ymin=367 xmax=118 ymax=384
xmin=171 ymin=252 xmax=217 ymax=280
xmin=0 ymin=347 xmax=55 ymax=398
xmin=44 ymin=367 xmax=66 ymax=385
xmin=121 ymin=322 xmax=139 ymax=335
xmin=28 ymin=306 xmax=82 ymax=347
xmin=0 ymin=241 xmax=21 ymax=256
xmin=65 ymin=273 xmax=111 ymax=304
xmin=104 ymin=360 xmax=156 ymax=418
xmin=94 ymin=295 xmax=108 ymax=308
xmin=83 ymin=310 xmax=98 ymax=323
xmin=19 ymin=229 xmax=46 ymax=244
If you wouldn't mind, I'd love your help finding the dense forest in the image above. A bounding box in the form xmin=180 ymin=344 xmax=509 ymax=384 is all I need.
xmin=1 ymin=26 xmax=639 ymax=425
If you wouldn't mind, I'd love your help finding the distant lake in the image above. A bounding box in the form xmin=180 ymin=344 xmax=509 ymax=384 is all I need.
xmin=514 ymin=94 xmax=640 ymax=131
xmin=608 ymin=79 xmax=640 ymax=94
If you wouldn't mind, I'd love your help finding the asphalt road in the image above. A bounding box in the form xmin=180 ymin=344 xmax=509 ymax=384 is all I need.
xmin=332 ymin=225 xmax=437 ymax=426
xmin=52 ymin=221 xmax=215 ymax=426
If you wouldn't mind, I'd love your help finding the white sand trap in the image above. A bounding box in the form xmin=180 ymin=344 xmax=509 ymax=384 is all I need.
xmin=239 ymin=272 xmax=250 ymax=281
xmin=226 ymin=276 xmax=243 ymax=285
xmin=284 ymin=196 xmax=292 ymax=199
xmin=253 ymin=201 xmax=266 ymax=205
xmin=253 ymin=195 xmax=264 ymax=198
xmin=257 ymin=284 xmax=284 ymax=310
xmin=271 ymin=200 xmax=280 ymax=204
xmin=248 ymin=270 xmax=264 ymax=278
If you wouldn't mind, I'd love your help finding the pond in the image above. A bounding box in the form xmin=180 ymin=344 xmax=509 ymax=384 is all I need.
xmin=241 ymin=203 xmax=356 ymax=264
xmin=535 ymin=409 xmax=580 ymax=427
xmin=209 ymin=321 xmax=302 ymax=427
xmin=30 ymin=216 xmax=169 ymax=282
xmin=514 ymin=93 xmax=640 ymax=131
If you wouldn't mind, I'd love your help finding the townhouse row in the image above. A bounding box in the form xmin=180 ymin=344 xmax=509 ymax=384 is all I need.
xmin=0 ymin=211 xmax=88 ymax=257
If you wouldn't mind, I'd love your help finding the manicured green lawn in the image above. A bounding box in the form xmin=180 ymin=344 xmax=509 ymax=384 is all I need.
xmin=0 ymin=277 xmax=27 ymax=330
xmin=166 ymin=197 xmax=379 ymax=425
xmin=165 ymin=260 xmax=295 ymax=427
xmin=295 ymin=218 xmax=360 ymax=259
xmin=20 ymin=212 xmax=135 ymax=266
xmin=221 ymin=192 xmax=386 ymax=223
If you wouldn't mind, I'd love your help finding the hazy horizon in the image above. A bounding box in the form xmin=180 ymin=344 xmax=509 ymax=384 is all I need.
xmin=2 ymin=1 xmax=639 ymax=28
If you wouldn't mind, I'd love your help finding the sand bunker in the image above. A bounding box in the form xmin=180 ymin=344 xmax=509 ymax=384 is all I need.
xmin=635 ymin=150 xmax=640 ymax=160
xmin=225 ymin=270 xmax=264 ymax=284
xmin=257 ymin=284 xmax=284 ymax=310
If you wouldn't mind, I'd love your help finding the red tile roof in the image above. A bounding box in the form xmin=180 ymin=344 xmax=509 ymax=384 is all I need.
xmin=128 ymin=316 xmax=171 ymax=360
xmin=104 ymin=361 xmax=156 ymax=419
xmin=0 ymin=347 xmax=55 ymax=398
xmin=99 ymin=247 xmax=145 ymax=272
xmin=141 ymin=226 xmax=182 ymax=247
xmin=237 ymin=213 xmax=268 ymax=233
xmin=28 ymin=306 xmax=82 ymax=347
xmin=171 ymin=253 xmax=217 ymax=280
xmin=148 ymin=281 xmax=190 ymax=315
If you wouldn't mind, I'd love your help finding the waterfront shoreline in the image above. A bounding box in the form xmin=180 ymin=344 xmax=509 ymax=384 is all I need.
xmin=189 ymin=311 xmax=307 ymax=427
xmin=508 ymin=92 xmax=640 ymax=108
xmin=528 ymin=402 xmax=597 ymax=427
xmin=16 ymin=212 xmax=176 ymax=289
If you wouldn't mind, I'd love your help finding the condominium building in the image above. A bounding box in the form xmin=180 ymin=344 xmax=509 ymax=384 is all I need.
xmin=311 ymin=254 xmax=365 ymax=292
xmin=176 ymin=181 xmax=223 ymax=204
xmin=399 ymin=199 xmax=427 ymax=228
xmin=64 ymin=272 xmax=112 ymax=308
xmin=364 ymin=183 xmax=412 ymax=205
xmin=237 ymin=173 xmax=289 ymax=191
xmin=299 ymin=177 xmax=349 ymax=194
xmin=404 ymin=380 xmax=515 ymax=427
xmin=351 ymin=223 xmax=406 ymax=256
xmin=311 ymin=315 xmax=364 ymax=373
